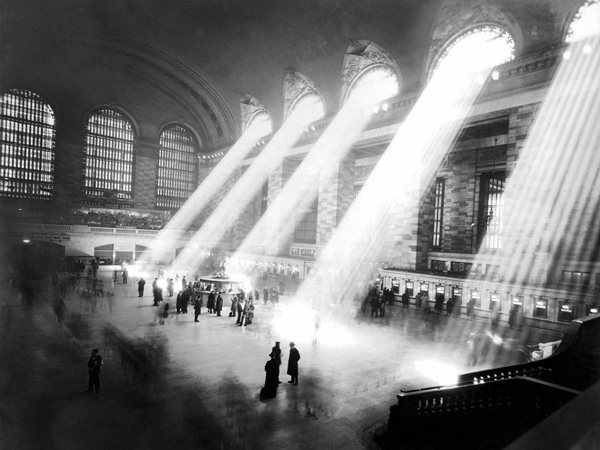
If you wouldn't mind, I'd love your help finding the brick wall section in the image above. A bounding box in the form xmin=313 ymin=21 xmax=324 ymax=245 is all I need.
xmin=265 ymin=157 xmax=298 ymax=255
xmin=317 ymin=153 xmax=355 ymax=246
xmin=444 ymin=148 xmax=478 ymax=254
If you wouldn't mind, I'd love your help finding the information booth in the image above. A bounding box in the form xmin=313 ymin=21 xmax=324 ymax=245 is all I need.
xmin=198 ymin=275 xmax=247 ymax=305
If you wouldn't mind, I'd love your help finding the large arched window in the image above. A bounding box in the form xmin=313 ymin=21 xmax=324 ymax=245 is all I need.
xmin=83 ymin=109 xmax=135 ymax=200
xmin=341 ymin=40 xmax=400 ymax=107
xmin=345 ymin=65 xmax=399 ymax=106
xmin=566 ymin=0 xmax=600 ymax=43
xmin=156 ymin=124 xmax=199 ymax=210
xmin=0 ymin=89 xmax=56 ymax=199
xmin=287 ymin=92 xmax=325 ymax=124
xmin=245 ymin=111 xmax=272 ymax=138
xmin=430 ymin=25 xmax=515 ymax=81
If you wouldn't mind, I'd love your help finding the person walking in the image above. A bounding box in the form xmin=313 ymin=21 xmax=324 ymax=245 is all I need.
xmin=287 ymin=342 xmax=300 ymax=385
xmin=138 ymin=277 xmax=146 ymax=297
xmin=86 ymin=348 xmax=103 ymax=393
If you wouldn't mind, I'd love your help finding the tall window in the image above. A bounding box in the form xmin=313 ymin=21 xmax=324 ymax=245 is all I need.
xmin=0 ymin=89 xmax=56 ymax=199
xmin=156 ymin=124 xmax=199 ymax=210
xmin=566 ymin=0 xmax=600 ymax=43
xmin=246 ymin=111 xmax=272 ymax=139
xmin=83 ymin=109 xmax=135 ymax=199
xmin=478 ymin=171 xmax=505 ymax=249
xmin=430 ymin=26 xmax=515 ymax=81
xmin=432 ymin=178 xmax=445 ymax=247
xmin=346 ymin=66 xmax=399 ymax=106
xmin=294 ymin=198 xmax=318 ymax=244
xmin=287 ymin=92 xmax=324 ymax=125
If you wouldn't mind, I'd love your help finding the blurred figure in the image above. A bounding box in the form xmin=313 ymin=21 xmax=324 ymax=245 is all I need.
xmin=86 ymin=348 xmax=103 ymax=393
xmin=138 ymin=277 xmax=145 ymax=297
xmin=194 ymin=296 xmax=201 ymax=322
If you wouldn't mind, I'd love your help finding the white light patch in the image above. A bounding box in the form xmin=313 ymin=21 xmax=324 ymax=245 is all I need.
xmin=415 ymin=360 xmax=460 ymax=386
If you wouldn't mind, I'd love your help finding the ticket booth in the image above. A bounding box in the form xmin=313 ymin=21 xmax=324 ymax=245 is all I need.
xmin=452 ymin=287 xmax=463 ymax=314
xmin=490 ymin=292 xmax=501 ymax=311
xmin=391 ymin=278 xmax=400 ymax=294
xmin=533 ymin=298 xmax=548 ymax=319
xmin=405 ymin=281 xmax=414 ymax=297
xmin=419 ymin=282 xmax=429 ymax=296
xmin=471 ymin=289 xmax=481 ymax=308
xmin=558 ymin=302 xmax=574 ymax=322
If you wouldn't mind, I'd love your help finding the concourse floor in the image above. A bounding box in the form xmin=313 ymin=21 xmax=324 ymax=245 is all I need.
xmin=0 ymin=272 xmax=562 ymax=450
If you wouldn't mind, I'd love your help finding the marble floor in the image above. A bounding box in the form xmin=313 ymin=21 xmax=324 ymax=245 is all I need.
xmin=0 ymin=271 xmax=562 ymax=450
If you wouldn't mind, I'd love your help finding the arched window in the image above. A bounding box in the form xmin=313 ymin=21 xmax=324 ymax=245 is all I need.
xmin=287 ymin=92 xmax=325 ymax=124
xmin=341 ymin=40 xmax=400 ymax=107
xmin=156 ymin=124 xmax=199 ymax=210
xmin=566 ymin=0 xmax=600 ymax=43
xmin=0 ymin=89 xmax=56 ymax=199
xmin=345 ymin=65 xmax=399 ymax=106
xmin=245 ymin=111 xmax=272 ymax=138
xmin=83 ymin=109 xmax=135 ymax=200
xmin=284 ymin=69 xmax=325 ymax=125
xmin=430 ymin=25 xmax=515 ymax=80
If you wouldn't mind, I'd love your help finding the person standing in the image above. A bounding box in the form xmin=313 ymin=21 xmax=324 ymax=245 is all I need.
xmin=215 ymin=292 xmax=223 ymax=317
xmin=122 ymin=268 xmax=128 ymax=284
xmin=287 ymin=342 xmax=300 ymax=385
xmin=207 ymin=291 xmax=215 ymax=314
xmin=260 ymin=353 xmax=279 ymax=399
xmin=86 ymin=348 xmax=103 ymax=393
xmin=271 ymin=341 xmax=282 ymax=384
xmin=138 ymin=278 xmax=146 ymax=297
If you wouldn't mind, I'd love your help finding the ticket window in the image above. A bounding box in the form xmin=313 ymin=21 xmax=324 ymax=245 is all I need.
xmin=420 ymin=283 xmax=429 ymax=297
xmin=392 ymin=278 xmax=400 ymax=294
xmin=558 ymin=301 xmax=574 ymax=322
xmin=512 ymin=295 xmax=523 ymax=309
xmin=405 ymin=281 xmax=414 ymax=297
xmin=533 ymin=298 xmax=548 ymax=319
xmin=490 ymin=292 xmax=501 ymax=311
xmin=471 ymin=290 xmax=481 ymax=308
xmin=452 ymin=287 xmax=462 ymax=303
xmin=436 ymin=285 xmax=445 ymax=296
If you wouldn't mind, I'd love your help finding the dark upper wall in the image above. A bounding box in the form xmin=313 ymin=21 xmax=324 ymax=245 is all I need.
xmin=0 ymin=0 xmax=587 ymax=135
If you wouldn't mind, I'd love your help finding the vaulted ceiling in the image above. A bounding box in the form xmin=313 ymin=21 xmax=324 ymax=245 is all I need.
xmin=0 ymin=0 xmax=581 ymax=150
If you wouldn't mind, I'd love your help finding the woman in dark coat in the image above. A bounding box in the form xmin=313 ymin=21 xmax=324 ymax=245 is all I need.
xmin=215 ymin=293 xmax=223 ymax=317
xmin=287 ymin=342 xmax=300 ymax=385
xmin=260 ymin=353 xmax=279 ymax=399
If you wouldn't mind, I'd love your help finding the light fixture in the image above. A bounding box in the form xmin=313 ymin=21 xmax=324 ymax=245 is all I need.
xmin=491 ymin=70 xmax=500 ymax=81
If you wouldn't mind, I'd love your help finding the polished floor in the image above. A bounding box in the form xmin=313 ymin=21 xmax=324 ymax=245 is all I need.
xmin=0 ymin=270 xmax=562 ymax=450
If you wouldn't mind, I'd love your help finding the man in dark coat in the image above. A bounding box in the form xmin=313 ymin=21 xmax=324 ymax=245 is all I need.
xmin=287 ymin=342 xmax=300 ymax=385
xmin=86 ymin=348 xmax=102 ymax=393
xmin=207 ymin=291 xmax=215 ymax=314
xmin=271 ymin=341 xmax=282 ymax=384
xmin=138 ymin=278 xmax=146 ymax=297
xmin=260 ymin=353 xmax=279 ymax=399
